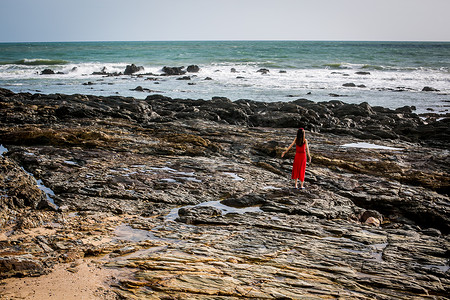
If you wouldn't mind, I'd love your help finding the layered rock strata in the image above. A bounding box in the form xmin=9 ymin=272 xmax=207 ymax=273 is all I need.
xmin=0 ymin=88 xmax=448 ymax=299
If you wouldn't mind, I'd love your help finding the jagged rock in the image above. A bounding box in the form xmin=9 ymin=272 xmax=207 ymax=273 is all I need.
xmin=124 ymin=64 xmax=144 ymax=75
xmin=0 ymin=156 xmax=47 ymax=210
xmin=162 ymin=66 xmax=186 ymax=75
xmin=0 ymin=255 xmax=46 ymax=278
xmin=0 ymin=87 xmax=448 ymax=298
xmin=40 ymin=69 xmax=55 ymax=75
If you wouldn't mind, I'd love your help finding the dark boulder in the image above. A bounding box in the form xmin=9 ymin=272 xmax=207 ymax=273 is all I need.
xmin=162 ymin=66 xmax=186 ymax=76
xmin=124 ymin=64 xmax=144 ymax=75
xmin=355 ymin=71 xmax=371 ymax=75
xmin=132 ymin=86 xmax=145 ymax=92
xmin=422 ymin=86 xmax=440 ymax=92
xmin=187 ymin=65 xmax=200 ymax=73
xmin=41 ymin=69 xmax=55 ymax=75
xmin=257 ymin=68 xmax=270 ymax=74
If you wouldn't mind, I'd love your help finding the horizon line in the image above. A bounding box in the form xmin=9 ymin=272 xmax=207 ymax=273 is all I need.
xmin=1 ymin=39 xmax=450 ymax=44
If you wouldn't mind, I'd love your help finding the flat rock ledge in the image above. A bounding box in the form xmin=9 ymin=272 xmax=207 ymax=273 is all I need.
xmin=0 ymin=88 xmax=449 ymax=299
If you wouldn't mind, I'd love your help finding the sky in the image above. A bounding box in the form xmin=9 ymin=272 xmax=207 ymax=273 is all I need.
xmin=1 ymin=0 xmax=449 ymax=42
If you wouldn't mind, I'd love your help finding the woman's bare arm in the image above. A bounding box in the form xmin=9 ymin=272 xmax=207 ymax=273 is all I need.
xmin=282 ymin=138 xmax=296 ymax=157
xmin=306 ymin=139 xmax=311 ymax=163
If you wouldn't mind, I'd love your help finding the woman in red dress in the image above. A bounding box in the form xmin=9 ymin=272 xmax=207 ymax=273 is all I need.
xmin=281 ymin=128 xmax=311 ymax=189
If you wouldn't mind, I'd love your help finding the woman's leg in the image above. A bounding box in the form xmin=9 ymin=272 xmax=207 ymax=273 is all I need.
xmin=300 ymin=181 xmax=304 ymax=189
xmin=294 ymin=179 xmax=298 ymax=188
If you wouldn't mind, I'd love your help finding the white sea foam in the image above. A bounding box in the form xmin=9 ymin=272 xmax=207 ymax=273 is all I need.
xmin=1 ymin=59 xmax=448 ymax=115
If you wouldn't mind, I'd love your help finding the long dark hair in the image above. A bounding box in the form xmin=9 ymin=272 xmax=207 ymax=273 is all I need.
xmin=296 ymin=128 xmax=305 ymax=146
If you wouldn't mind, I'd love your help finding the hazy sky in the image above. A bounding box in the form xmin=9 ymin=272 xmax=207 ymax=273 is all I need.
xmin=1 ymin=0 xmax=449 ymax=42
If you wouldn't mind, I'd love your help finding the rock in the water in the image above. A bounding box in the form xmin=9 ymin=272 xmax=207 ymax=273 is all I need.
xmin=422 ymin=86 xmax=440 ymax=92
xmin=124 ymin=64 xmax=144 ymax=75
xmin=162 ymin=66 xmax=186 ymax=75
xmin=40 ymin=69 xmax=55 ymax=75
xmin=257 ymin=68 xmax=270 ymax=74
xmin=187 ymin=65 xmax=200 ymax=73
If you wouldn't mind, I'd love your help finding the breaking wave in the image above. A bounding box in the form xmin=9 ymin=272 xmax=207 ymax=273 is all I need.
xmin=0 ymin=59 xmax=69 ymax=66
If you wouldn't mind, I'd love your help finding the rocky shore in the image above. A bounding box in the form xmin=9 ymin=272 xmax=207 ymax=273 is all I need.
xmin=0 ymin=87 xmax=449 ymax=299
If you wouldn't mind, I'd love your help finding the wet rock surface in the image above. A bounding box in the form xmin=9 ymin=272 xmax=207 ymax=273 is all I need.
xmin=0 ymin=87 xmax=449 ymax=299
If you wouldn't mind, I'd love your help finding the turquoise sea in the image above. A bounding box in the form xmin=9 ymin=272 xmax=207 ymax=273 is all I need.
xmin=0 ymin=41 xmax=449 ymax=114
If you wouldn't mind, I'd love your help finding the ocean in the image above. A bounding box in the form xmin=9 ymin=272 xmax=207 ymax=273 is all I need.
xmin=0 ymin=41 xmax=449 ymax=114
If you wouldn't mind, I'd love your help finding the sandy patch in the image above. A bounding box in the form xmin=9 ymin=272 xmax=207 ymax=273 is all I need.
xmin=0 ymin=259 xmax=126 ymax=300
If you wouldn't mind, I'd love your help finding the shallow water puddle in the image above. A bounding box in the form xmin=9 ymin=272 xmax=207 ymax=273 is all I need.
xmin=262 ymin=185 xmax=282 ymax=190
xmin=421 ymin=263 xmax=450 ymax=273
xmin=113 ymin=224 xmax=156 ymax=242
xmin=0 ymin=144 xmax=7 ymax=156
xmin=63 ymin=160 xmax=78 ymax=166
xmin=341 ymin=142 xmax=403 ymax=151
xmin=223 ymin=172 xmax=244 ymax=181
xmin=165 ymin=200 xmax=263 ymax=222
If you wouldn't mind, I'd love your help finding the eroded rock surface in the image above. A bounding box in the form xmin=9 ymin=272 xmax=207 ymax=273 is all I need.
xmin=0 ymin=88 xmax=449 ymax=299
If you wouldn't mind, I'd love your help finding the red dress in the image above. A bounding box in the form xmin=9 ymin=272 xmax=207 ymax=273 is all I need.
xmin=291 ymin=143 xmax=306 ymax=181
